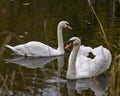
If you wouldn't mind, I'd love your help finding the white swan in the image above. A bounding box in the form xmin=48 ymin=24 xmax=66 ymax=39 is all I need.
xmin=6 ymin=21 xmax=72 ymax=57
xmin=65 ymin=37 xmax=112 ymax=79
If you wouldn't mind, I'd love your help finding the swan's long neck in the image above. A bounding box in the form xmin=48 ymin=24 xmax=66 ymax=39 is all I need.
xmin=57 ymin=26 xmax=64 ymax=54
xmin=67 ymin=45 xmax=80 ymax=79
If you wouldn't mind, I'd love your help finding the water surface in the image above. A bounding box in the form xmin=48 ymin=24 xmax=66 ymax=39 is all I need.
xmin=0 ymin=0 xmax=120 ymax=96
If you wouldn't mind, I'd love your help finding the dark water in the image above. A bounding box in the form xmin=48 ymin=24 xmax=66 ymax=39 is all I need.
xmin=0 ymin=0 xmax=120 ymax=96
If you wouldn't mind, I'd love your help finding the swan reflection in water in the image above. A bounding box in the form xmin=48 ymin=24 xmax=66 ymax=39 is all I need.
xmin=67 ymin=74 xmax=110 ymax=96
xmin=5 ymin=55 xmax=64 ymax=69
xmin=2 ymin=55 xmax=66 ymax=96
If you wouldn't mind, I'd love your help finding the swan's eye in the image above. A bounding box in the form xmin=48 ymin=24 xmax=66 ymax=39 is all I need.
xmin=66 ymin=41 xmax=70 ymax=44
xmin=66 ymin=40 xmax=74 ymax=44
xmin=67 ymin=42 xmax=71 ymax=44
xmin=65 ymin=23 xmax=69 ymax=26
xmin=70 ymin=40 xmax=75 ymax=43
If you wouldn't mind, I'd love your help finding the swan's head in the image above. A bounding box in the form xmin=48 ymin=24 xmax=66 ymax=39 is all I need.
xmin=65 ymin=37 xmax=81 ymax=49
xmin=58 ymin=21 xmax=72 ymax=30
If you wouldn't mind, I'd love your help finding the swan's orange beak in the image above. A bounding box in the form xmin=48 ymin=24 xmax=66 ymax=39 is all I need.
xmin=65 ymin=42 xmax=72 ymax=49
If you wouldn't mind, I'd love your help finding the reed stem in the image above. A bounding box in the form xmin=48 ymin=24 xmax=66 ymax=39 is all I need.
xmin=88 ymin=0 xmax=111 ymax=49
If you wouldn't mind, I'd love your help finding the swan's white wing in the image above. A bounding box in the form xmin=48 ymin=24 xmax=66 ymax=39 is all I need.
xmin=75 ymin=45 xmax=93 ymax=78
xmin=76 ymin=46 xmax=112 ymax=78
xmin=92 ymin=46 xmax=104 ymax=55
xmin=91 ymin=46 xmax=112 ymax=74
xmin=11 ymin=41 xmax=59 ymax=57
xmin=78 ymin=45 xmax=93 ymax=56
xmin=92 ymin=46 xmax=112 ymax=66
xmin=76 ymin=55 xmax=93 ymax=78
xmin=103 ymin=48 xmax=112 ymax=69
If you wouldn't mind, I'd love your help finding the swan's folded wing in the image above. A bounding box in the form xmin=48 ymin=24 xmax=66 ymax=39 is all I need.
xmin=91 ymin=46 xmax=112 ymax=74
xmin=103 ymin=48 xmax=112 ymax=69
xmin=76 ymin=55 xmax=92 ymax=78
xmin=78 ymin=45 xmax=93 ymax=56
xmin=13 ymin=41 xmax=57 ymax=56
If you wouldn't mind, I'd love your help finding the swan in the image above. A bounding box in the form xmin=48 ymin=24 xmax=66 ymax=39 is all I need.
xmin=6 ymin=21 xmax=72 ymax=57
xmin=65 ymin=37 xmax=112 ymax=79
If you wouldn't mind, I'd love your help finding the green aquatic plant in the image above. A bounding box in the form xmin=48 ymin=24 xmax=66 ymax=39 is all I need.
xmin=88 ymin=0 xmax=112 ymax=49
xmin=107 ymin=54 xmax=120 ymax=96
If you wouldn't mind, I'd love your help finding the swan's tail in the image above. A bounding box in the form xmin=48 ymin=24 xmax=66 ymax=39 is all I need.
xmin=6 ymin=45 xmax=15 ymax=51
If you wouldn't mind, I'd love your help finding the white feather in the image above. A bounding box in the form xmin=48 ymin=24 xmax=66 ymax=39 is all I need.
xmin=66 ymin=37 xmax=112 ymax=79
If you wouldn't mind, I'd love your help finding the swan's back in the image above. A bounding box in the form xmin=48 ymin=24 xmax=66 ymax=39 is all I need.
xmin=8 ymin=41 xmax=60 ymax=57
